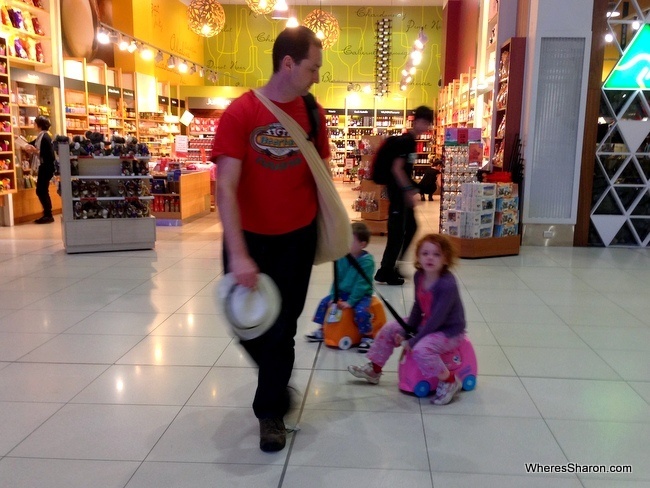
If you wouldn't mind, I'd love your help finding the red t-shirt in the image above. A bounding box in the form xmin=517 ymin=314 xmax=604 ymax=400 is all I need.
xmin=211 ymin=91 xmax=330 ymax=235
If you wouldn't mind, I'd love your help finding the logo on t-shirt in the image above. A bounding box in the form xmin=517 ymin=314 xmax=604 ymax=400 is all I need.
xmin=250 ymin=123 xmax=299 ymax=159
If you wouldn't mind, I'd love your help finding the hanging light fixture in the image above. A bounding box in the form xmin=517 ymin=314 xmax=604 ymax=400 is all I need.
xmin=167 ymin=55 xmax=176 ymax=69
xmin=155 ymin=50 xmax=164 ymax=63
xmin=303 ymin=9 xmax=339 ymax=49
xmin=187 ymin=0 xmax=226 ymax=37
xmin=246 ymin=0 xmax=276 ymax=15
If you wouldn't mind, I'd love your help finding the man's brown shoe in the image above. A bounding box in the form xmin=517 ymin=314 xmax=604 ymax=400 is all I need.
xmin=259 ymin=418 xmax=286 ymax=452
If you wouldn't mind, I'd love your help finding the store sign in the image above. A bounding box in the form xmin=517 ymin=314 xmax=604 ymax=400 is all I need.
xmin=604 ymin=24 xmax=650 ymax=89
xmin=87 ymin=82 xmax=105 ymax=95
xmin=107 ymin=87 xmax=121 ymax=98
xmin=11 ymin=68 xmax=60 ymax=87
xmin=187 ymin=97 xmax=232 ymax=109
xmin=123 ymin=89 xmax=134 ymax=99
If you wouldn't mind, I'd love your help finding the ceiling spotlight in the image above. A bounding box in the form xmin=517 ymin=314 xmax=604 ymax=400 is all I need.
xmin=178 ymin=60 xmax=188 ymax=73
xmin=411 ymin=50 xmax=423 ymax=65
xmin=155 ymin=50 xmax=164 ymax=63
xmin=140 ymin=46 xmax=154 ymax=60
xmin=127 ymin=41 xmax=138 ymax=53
xmin=286 ymin=10 xmax=299 ymax=28
xmin=189 ymin=64 xmax=197 ymax=75
xmin=272 ymin=0 xmax=289 ymax=20
xmin=199 ymin=67 xmax=205 ymax=77
xmin=606 ymin=2 xmax=620 ymax=18
xmin=167 ymin=55 xmax=176 ymax=69
xmin=605 ymin=33 xmax=614 ymax=42
xmin=96 ymin=28 xmax=110 ymax=45
xmin=118 ymin=35 xmax=130 ymax=51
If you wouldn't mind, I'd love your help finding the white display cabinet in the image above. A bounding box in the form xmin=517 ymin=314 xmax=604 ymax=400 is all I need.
xmin=58 ymin=144 xmax=156 ymax=253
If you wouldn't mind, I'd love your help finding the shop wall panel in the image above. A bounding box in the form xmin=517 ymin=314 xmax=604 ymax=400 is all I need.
xmin=525 ymin=37 xmax=586 ymax=222
xmin=205 ymin=5 xmax=444 ymax=108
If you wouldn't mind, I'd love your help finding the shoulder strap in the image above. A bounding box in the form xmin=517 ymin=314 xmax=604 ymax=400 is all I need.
xmin=302 ymin=93 xmax=319 ymax=142
xmin=344 ymin=254 xmax=416 ymax=336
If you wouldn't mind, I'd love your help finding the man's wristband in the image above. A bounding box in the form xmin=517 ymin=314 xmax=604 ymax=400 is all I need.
xmin=401 ymin=185 xmax=415 ymax=192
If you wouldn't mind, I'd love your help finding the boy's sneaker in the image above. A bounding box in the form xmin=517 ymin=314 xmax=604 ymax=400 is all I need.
xmin=305 ymin=328 xmax=324 ymax=342
xmin=357 ymin=337 xmax=374 ymax=353
xmin=347 ymin=362 xmax=381 ymax=384
xmin=432 ymin=377 xmax=462 ymax=405
xmin=259 ymin=417 xmax=286 ymax=452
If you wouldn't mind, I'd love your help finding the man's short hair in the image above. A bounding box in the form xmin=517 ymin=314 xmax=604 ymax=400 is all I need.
xmin=413 ymin=105 xmax=434 ymax=124
xmin=272 ymin=26 xmax=322 ymax=73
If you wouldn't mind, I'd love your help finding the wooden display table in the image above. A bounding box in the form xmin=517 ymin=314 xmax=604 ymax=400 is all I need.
xmin=11 ymin=184 xmax=62 ymax=224
xmin=150 ymin=170 xmax=211 ymax=224
xmin=448 ymin=235 xmax=520 ymax=259
xmin=358 ymin=178 xmax=388 ymax=235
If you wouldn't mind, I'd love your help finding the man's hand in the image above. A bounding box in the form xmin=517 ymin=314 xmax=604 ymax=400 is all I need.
xmin=404 ymin=188 xmax=418 ymax=207
xmin=229 ymin=254 xmax=259 ymax=289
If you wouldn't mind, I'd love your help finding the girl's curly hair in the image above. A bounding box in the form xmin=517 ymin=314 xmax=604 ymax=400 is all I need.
xmin=413 ymin=233 xmax=457 ymax=274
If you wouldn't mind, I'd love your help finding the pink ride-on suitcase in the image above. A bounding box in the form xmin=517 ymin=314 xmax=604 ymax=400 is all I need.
xmin=398 ymin=335 xmax=478 ymax=397
xmin=323 ymin=296 xmax=387 ymax=350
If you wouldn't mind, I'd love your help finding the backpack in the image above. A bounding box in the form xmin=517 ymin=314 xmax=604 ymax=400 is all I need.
xmin=302 ymin=93 xmax=320 ymax=142
xmin=370 ymin=135 xmax=401 ymax=185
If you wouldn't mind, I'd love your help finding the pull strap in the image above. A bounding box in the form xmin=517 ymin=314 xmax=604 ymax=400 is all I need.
xmin=344 ymin=254 xmax=416 ymax=336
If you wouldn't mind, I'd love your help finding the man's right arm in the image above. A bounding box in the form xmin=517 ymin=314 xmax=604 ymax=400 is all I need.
xmin=216 ymin=155 xmax=259 ymax=288
xmin=391 ymin=156 xmax=417 ymax=207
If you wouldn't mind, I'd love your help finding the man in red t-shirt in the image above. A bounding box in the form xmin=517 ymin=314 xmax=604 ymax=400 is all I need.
xmin=211 ymin=26 xmax=329 ymax=453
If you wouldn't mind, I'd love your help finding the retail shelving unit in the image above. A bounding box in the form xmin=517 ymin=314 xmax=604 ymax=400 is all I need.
xmin=63 ymin=58 xmax=90 ymax=137
xmin=325 ymin=101 xmax=408 ymax=178
xmin=187 ymin=114 xmax=221 ymax=160
xmin=491 ymin=37 xmax=526 ymax=171
xmin=0 ymin=35 xmax=16 ymax=197
xmin=2 ymin=0 xmax=51 ymax=68
xmin=63 ymin=60 xmax=143 ymax=141
xmin=58 ymin=144 xmax=156 ymax=253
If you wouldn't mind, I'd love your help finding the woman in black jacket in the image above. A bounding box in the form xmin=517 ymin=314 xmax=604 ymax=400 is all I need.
xmin=24 ymin=116 xmax=56 ymax=224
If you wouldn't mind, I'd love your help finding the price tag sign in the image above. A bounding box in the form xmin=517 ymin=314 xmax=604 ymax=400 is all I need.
xmin=175 ymin=135 xmax=188 ymax=158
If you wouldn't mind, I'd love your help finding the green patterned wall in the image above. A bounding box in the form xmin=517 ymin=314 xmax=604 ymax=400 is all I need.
xmin=204 ymin=6 xmax=443 ymax=108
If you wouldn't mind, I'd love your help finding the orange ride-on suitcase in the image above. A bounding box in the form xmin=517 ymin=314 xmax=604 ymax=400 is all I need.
xmin=323 ymin=296 xmax=386 ymax=350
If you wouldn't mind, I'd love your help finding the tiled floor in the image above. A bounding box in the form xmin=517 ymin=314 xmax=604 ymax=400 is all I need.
xmin=1 ymin=183 xmax=650 ymax=487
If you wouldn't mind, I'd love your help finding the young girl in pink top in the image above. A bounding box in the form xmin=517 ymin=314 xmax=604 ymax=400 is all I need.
xmin=348 ymin=233 xmax=466 ymax=405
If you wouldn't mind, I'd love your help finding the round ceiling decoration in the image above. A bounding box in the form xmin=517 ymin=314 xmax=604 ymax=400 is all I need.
xmin=187 ymin=0 xmax=226 ymax=38
xmin=303 ymin=9 xmax=340 ymax=50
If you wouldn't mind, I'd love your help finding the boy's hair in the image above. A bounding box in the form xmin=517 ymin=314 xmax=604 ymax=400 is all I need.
xmin=272 ymin=26 xmax=322 ymax=73
xmin=413 ymin=105 xmax=434 ymax=124
xmin=414 ymin=233 xmax=457 ymax=274
xmin=351 ymin=222 xmax=371 ymax=244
